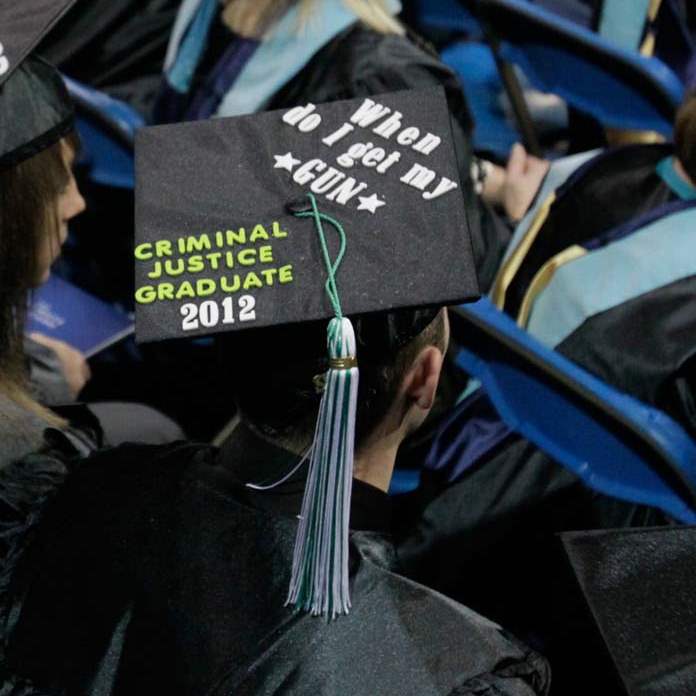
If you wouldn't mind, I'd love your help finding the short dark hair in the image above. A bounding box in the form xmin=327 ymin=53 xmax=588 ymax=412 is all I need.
xmin=228 ymin=308 xmax=446 ymax=447
xmin=674 ymin=92 xmax=696 ymax=183
xmin=0 ymin=131 xmax=78 ymax=387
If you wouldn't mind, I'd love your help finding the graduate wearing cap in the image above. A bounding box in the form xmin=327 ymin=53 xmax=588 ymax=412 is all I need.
xmin=3 ymin=88 xmax=550 ymax=694
xmin=0 ymin=0 xmax=184 ymax=452
xmin=0 ymin=0 xmax=84 ymax=444
xmin=0 ymin=3 xmax=94 ymax=686
xmin=0 ymin=7 xmax=191 ymax=683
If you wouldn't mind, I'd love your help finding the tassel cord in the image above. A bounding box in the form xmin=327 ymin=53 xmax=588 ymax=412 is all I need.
xmin=244 ymin=446 xmax=313 ymax=491
xmin=286 ymin=193 xmax=358 ymax=620
xmin=292 ymin=194 xmax=347 ymax=319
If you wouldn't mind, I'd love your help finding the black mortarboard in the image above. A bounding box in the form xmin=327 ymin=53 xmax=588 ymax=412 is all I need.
xmin=563 ymin=527 xmax=696 ymax=695
xmin=134 ymin=86 xmax=478 ymax=341
xmin=0 ymin=0 xmax=76 ymax=169
xmin=134 ymin=86 xmax=479 ymax=618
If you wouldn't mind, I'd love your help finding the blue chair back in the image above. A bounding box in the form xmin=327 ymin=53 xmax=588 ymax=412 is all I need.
xmin=64 ymin=76 xmax=143 ymax=189
xmin=477 ymin=0 xmax=684 ymax=136
xmin=440 ymin=41 xmax=520 ymax=158
xmin=437 ymin=298 xmax=696 ymax=522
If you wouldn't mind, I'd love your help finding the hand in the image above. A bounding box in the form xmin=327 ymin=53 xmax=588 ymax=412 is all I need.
xmin=29 ymin=332 xmax=91 ymax=399
xmin=502 ymin=143 xmax=550 ymax=222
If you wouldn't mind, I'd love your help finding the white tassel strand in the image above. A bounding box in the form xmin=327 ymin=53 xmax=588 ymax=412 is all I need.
xmin=286 ymin=316 xmax=359 ymax=619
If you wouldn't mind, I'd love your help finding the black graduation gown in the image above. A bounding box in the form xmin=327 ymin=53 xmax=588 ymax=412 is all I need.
xmin=38 ymin=0 xmax=181 ymax=114
xmin=493 ymin=143 xmax=696 ymax=434
xmin=3 ymin=426 xmax=550 ymax=695
xmin=395 ymin=434 xmax=669 ymax=696
xmin=394 ymin=144 xmax=693 ymax=693
xmin=502 ymin=143 xmax=676 ymax=320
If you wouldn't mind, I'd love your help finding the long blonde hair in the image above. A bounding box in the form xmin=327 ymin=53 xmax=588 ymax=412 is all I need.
xmin=0 ymin=135 xmax=78 ymax=429
xmin=222 ymin=0 xmax=403 ymax=39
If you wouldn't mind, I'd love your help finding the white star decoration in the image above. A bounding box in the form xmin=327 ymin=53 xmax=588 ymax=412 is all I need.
xmin=273 ymin=152 xmax=301 ymax=172
xmin=0 ymin=42 xmax=9 ymax=77
xmin=357 ymin=193 xmax=386 ymax=214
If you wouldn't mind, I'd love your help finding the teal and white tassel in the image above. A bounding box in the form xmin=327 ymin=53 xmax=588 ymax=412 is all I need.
xmin=286 ymin=194 xmax=359 ymax=619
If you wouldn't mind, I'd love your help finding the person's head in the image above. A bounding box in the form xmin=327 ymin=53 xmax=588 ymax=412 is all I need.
xmin=0 ymin=130 xmax=84 ymax=383
xmin=674 ymin=92 xmax=696 ymax=183
xmin=221 ymin=0 xmax=403 ymax=39
xmin=0 ymin=49 xmax=84 ymax=415
xmin=229 ymin=307 xmax=449 ymax=455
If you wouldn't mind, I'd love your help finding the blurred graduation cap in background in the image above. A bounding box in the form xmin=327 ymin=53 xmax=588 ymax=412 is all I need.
xmin=563 ymin=526 xmax=696 ymax=695
xmin=0 ymin=0 xmax=76 ymax=169
xmin=134 ymin=86 xmax=479 ymax=618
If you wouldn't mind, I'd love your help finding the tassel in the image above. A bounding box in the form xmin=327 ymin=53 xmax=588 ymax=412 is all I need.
xmin=286 ymin=194 xmax=358 ymax=619
xmin=286 ymin=317 xmax=358 ymax=619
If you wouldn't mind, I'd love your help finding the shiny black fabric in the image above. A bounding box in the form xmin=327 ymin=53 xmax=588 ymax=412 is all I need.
xmin=396 ymin=436 xmax=667 ymax=695
xmin=4 ymin=428 xmax=550 ymax=695
xmin=558 ymin=274 xmax=696 ymax=438
xmin=0 ymin=55 xmax=74 ymax=170
xmin=0 ymin=438 xmax=83 ymax=696
xmin=0 ymin=0 xmax=75 ymax=87
xmin=562 ymin=526 xmax=696 ymax=695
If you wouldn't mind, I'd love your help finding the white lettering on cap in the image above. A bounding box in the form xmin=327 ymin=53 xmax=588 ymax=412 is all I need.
xmin=0 ymin=42 xmax=9 ymax=76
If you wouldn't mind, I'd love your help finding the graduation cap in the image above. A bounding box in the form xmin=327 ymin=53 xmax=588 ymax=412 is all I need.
xmin=0 ymin=0 xmax=76 ymax=170
xmin=135 ymin=86 xmax=479 ymax=618
xmin=562 ymin=527 xmax=696 ymax=695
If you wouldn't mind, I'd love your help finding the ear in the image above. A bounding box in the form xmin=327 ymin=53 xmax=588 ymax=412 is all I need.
xmin=403 ymin=345 xmax=445 ymax=413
